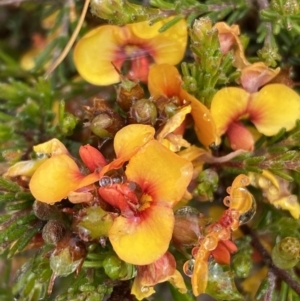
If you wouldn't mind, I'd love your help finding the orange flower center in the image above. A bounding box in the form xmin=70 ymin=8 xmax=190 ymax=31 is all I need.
xmin=115 ymin=45 xmax=154 ymax=82
xmin=139 ymin=193 xmax=153 ymax=211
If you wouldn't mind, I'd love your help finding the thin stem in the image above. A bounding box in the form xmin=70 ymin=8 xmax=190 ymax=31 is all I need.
xmin=256 ymin=0 xmax=273 ymax=47
xmin=0 ymin=0 xmax=33 ymax=4
xmin=264 ymin=270 xmax=276 ymax=301
xmin=45 ymin=0 xmax=91 ymax=77
xmin=0 ymin=0 xmax=58 ymax=4
xmin=241 ymin=225 xmax=300 ymax=296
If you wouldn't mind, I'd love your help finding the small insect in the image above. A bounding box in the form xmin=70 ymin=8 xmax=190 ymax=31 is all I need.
xmin=99 ymin=169 xmax=127 ymax=187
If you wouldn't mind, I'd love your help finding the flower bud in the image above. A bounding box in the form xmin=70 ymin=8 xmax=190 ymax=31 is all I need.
xmin=79 ymin=144 xmax=107 ymax=172
xmin=192 ymin=17 xmax=213 ymax=40
xmin=90 ymin=112 xmax=125 ymax=139
xmin=172 ymin=206 xmax=203 ymax=248
xmin=74 ymin=207 xmax=114 ymax=242
xmin=33 ymin=200 xmax=63 ymax=221
xmin=272 ymin=237 xmax=300 ymax=269
xmin=195 ymin=169 xmax=219 ymax=201
xmin=116 ymin=79 xmax=145 ymax=112
xmin=61 ymin=113 xmax=78 ymax=135
xmin=232 ymin=251 xmax=252 ymax=278
xmin=128 ymin=99 xmax=157 ymax=125
xmin=42 ymin=220 xmax=66 ymax=245
xmin=102 ymin=255 xmax=128 ymax=280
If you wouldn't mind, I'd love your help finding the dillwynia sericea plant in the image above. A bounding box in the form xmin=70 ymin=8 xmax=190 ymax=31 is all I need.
xmin=2 ymin=0 xmax=300 ymax=300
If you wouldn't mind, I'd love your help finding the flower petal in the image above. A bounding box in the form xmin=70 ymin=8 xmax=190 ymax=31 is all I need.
xmin=249 ymin=84 xmax=300 ymax=135
xmin=156 ymin=105 xmax=191 ymax=150
xmin=226 ymin=121 xmax=255 ymax=151
xmin=73 ymin=25 xmax=125 ymax=85
xmin=29 ymin=154 xmax=84 ymax=203
xmin=192 ymin=248 xmax=210 ymax=296
xmin=169 ymin=270 xmax=188 ymax=294
xmin=148 ymin=64 xmax=182 ymax=98
xmin=98 ymin=184 xmax=137 ymax=216
xmin=180 ymin=89 xmax=219 ymax=147
xmin=272 ymin=195 xmax=300 ymax=219
xmin=147 ymin=19 xmax=187 ymax=66
xmin=214 ymin=22 xmax=249 ymax=69
xmin=114 ymin=124 xmax=155 ymax=158
xmin=132 ymin=277 xmax=155 ymax=300
xmin=211 ymin=240 xmax=237 ymax=265
xmin=129 ymin=17 xmax=185 ymax=40
xmin=137 ymin=252 xmax=176 ymax=287
xmin=109 ymin=203 xmax=174 ymax=265
xmin=210 ymin=87 xmax=250 ymax=136
xmin=126 ymin=140 xmax=193 ymax=206
xmin=4 ymin=158 xmax=47 ymax=178
xmin=33 ymin=138 xmax=69 ymax=156
xmin=240 ymin=62 xmax=280 ymax=93
xmin=79 ymin=144 xmax=107 ymax=172
xmin=148 ymin=64 xmax=219 ymax=147
xmin=128 ymin=19 xmax=164 ymax=39
xmin=100 ymin=124 xmax=155 ymax=176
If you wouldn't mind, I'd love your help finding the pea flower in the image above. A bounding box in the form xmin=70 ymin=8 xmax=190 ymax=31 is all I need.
xmin=131 ymin=252 xmax=187 ymax=300
xmin=214 ymin=22 xmax=249 ymax=69
xmin=29 ymin=124 xmax=192 ymax=267
xmin=4 ymin=138 xmax=69 ymax=178
xmin=29 ymin=124 xmax=155 ymax=203
xmin=73 ymin=18 xmax=187 ymax=85
xmin=210 ymin=84 xmax=300 ymax=151
xmin=240 ymin=62 xmax=280 ymax=93
xmin=98 ymin=138 xmax=193 ymax=265
xmin=249 ymin=170 xmax=300 ymax=219
xmin=148 ymin=64 xmax=219 ymax=148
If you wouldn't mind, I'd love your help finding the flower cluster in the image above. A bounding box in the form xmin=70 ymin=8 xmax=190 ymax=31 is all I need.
xmin=4 ymin=6 xmax=300 ymax=301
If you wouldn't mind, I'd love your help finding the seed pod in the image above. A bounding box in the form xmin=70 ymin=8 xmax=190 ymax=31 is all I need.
xmin=90 ymin=111 xmax=125 ymax=139
xmin=272 ymin=237 xmax=300 ymax=269
xmin=33 ymin=200 xmax=63 ymax=221
xmin=116 ymin=79 xmax=145 ymax=112
xmin=173 ymin=207 xmax=204 ymax=248
xmin=102 ymin=255 xmax=132 ymax=280
xmin=128 ymin=98 xmax=157 ymax=125
xmin=42 ymin=220 xmax=66 ymax=245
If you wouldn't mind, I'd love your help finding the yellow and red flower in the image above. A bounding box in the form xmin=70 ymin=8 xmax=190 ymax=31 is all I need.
xmin=214 ymin=22 xmax=249 ymax=69
xmin=99 ymin=138 xmax=193 ymax=265
xmin=148 ymin=64 xmax=219 ymax=148
xmin=29 ymin=124 xmax=155 ymax=203
xmin=73 ymin=18 xmax=187 ymax=85
xmin=28 ymin=124 xmax=193 ymax=266
xmin=131 ymin=252 xmax=187 ymax=300
xmin=210 ymin=84 xmax=300 ymax=151
xmin=239 ymin=62 xmax=280 ymax=93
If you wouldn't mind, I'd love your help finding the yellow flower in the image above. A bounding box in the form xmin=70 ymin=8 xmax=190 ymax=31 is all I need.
xmin=99 ymin=139 xmax=193 ymax=265
xmin=73 ymin=18 xmax=187 ymax=85
xmin=4 ymin=138 xmax=69 ymax=178
xmin=148 ymin=64 xmax=219 ymax=148
xmin=210 ymin=84 xmax=300 ymax=150
xmin=131 ymin=252 xmax=187 ymax=300
xmin=249 ymin=170 xmax=300 ymax=219
xmin=29 ymin=124 xmax=155 ymax=203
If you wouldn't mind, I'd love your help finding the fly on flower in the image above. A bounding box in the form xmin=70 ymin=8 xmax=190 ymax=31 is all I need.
xmin=99 ymin=169 xmax=127 ymax=187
